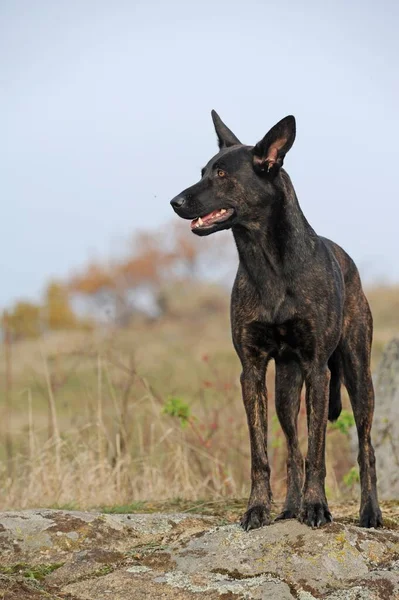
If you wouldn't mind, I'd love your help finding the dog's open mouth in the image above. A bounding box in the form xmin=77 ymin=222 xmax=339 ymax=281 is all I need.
xmin=190 ymin=208 xmax=235 ymax=230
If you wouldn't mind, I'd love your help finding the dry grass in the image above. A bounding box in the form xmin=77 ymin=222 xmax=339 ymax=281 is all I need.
xmin=0 ymin=284 xmax=398 ymax=511
xmin=366 ymin=284 xmax=399 ymax=366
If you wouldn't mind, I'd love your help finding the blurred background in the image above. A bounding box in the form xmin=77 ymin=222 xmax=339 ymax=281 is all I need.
xmin=1 ymin=0 xmax=398 ymax=511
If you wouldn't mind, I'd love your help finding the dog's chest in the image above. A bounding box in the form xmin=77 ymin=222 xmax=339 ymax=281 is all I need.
xmin=244 ymin=316 xmax=314 ymax=361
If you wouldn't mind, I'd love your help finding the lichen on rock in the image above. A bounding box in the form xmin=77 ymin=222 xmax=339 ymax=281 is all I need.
xmin=1 ymin=508 xmax=399 ymax=599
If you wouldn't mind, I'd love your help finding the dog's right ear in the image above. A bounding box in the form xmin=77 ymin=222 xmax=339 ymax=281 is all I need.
xmin=211 ymin=110 xmax=241 ymax=149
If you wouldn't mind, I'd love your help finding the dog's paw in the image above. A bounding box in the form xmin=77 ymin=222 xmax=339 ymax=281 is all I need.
xmin=275 ymin=508 xmax=299 ymax=522
xmin=299 ymin=499 xmax=332 ymax=528
xmin=359 ymin=499 xmax=383 ymax=528
xmin=240 ymin=504 xmax=271 ymax=531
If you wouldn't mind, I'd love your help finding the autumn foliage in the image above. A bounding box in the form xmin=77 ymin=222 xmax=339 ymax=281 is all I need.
xmin=4 ymin=223 xmax=233 ymax=339
xmin=6 ymin=302 xmax=41 ymax=339
xmin=68 ymin=223 xmax=233 ymax=323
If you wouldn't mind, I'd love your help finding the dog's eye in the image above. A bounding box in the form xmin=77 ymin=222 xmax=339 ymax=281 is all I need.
xmin=217 ymin=169 xmax=226 ymax=178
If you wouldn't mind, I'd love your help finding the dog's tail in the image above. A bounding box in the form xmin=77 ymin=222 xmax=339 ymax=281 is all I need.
xmin=328 ymin=351 xmax=342 ymax=422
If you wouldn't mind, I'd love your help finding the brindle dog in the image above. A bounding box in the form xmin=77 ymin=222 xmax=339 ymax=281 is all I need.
xmin=170 ymin=112 xmax=382 ymax=530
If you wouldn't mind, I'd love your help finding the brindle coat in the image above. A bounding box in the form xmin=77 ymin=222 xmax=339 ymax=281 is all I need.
xmin=170 ymin=112 xmax=382 ymax=530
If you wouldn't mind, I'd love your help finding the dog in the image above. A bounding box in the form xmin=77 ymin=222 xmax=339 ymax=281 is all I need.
xmin=170 ymin=111 xmax=382 ymax=530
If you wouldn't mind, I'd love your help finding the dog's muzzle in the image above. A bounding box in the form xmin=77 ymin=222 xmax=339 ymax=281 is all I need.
xmin=170 ymin=195 xmax=186 ymax=210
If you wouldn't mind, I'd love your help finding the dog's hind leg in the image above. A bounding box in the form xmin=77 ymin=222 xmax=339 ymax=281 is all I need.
xmin=340 ymin=311 xmax=382 ymax=528
xmin=274 ymin=359 xmax=304 ymax=521
xmin=239 ymin=356 xmax=272 ymax=531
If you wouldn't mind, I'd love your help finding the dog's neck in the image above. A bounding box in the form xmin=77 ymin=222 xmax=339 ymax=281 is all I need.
xmin=232 ymin=171 xmax=317 ymax=289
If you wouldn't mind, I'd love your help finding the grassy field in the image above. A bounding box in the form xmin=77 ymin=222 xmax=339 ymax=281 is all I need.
xmin=0 ymin=283 xmax=398 ymax=511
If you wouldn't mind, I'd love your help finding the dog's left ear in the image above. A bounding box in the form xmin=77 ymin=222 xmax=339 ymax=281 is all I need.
xmin=211 ymin=110 xmax=241 ymax=149
xmin=252 ymin=116 xmax=296 ymax=174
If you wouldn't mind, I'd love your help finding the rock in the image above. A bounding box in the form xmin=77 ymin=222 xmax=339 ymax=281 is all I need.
xmin=0 ymin=509 xmax=217 ymax=566
xmin=64 ymin=568 xmax=225 ymax=599
xmin=170 ymin=520 xmax=399 ymax=598
xmin=371 ymin=338 xmax=399 ymax=499
xmin=45 ymin=548 xmax=124 ymax=586
xmin=0 ymin=509 xmax=399 ymax=599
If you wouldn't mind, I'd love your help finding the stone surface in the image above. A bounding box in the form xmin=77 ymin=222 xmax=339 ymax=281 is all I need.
xmin=372 ymin=338 xmax=399 ymax=499
xmin=0 ymin=509 xmax=399 ymax=599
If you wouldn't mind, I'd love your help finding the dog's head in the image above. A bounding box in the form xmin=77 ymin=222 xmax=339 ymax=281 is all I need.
xmin=170 ymin=111 xmax=296 ymax=236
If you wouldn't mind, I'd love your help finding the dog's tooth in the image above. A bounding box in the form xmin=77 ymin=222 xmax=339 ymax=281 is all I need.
xmin=198 ymin=217 xmax=203 ymax=226
xmin=220 ymin=209 xmax=226 ymax=214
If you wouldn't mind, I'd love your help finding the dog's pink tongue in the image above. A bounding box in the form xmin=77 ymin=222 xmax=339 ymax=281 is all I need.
xmin=191 ymin=210 xmax=220 ymax=229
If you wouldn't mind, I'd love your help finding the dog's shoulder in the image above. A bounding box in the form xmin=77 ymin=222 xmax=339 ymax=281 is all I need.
xmin=319 ymin=236 xmax=361 ymax=286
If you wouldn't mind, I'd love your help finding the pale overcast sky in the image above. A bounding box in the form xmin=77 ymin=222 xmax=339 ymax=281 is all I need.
xmin=1 ymin=0 xmax=398 ymax=306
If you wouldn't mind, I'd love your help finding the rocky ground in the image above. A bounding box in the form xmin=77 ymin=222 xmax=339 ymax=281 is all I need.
xmin=1 ymin=501 xmax=399 ymax=599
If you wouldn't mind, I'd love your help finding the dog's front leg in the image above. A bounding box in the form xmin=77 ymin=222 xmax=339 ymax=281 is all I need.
xmin=300 ymin=365 xmax=332 ymax=527
xmin=240 ymin=360 xmax=272 ymax=531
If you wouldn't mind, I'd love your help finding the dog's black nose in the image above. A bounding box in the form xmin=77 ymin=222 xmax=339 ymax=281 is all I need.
xmin=170 ymin=196 xmax=185 ymax=209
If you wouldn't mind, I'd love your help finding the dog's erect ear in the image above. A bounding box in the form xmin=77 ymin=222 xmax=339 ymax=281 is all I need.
xmin=211 ymin=110 xmax=241 ymax=149
xmin=252 ymin=116 xmax=296 ymax=174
